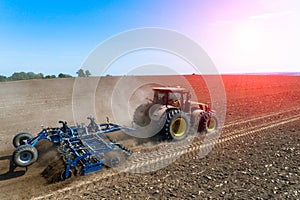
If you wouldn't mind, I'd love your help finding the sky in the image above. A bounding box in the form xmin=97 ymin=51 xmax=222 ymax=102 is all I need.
xmin=0 ymin=0 xmax=299 ymax=76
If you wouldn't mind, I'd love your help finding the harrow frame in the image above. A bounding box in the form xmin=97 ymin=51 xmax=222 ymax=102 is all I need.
xmin=12 ymin=117 xmax=132 ymax=179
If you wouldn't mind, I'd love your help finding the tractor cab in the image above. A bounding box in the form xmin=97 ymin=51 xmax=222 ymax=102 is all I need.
xmin=152 ymin=87 xmax=191 ymax=112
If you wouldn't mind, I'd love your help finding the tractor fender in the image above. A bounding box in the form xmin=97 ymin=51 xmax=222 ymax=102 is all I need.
xmin=148 ymin=104 xmax=177 ymax=122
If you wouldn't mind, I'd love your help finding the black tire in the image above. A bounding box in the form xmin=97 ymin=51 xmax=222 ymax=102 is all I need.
xmin=203 ymin=113 xmax=218 ymax=133
xmin=13 ymin=144 xmax=38 ymax=167
xmin=13 ymin=132 xmax=33 ymax=148
xmin=197 ymin=112 xmax=218 ymax=133
xmin=163 ymin=109 xmax=190 ymax=140
xmin=133 ymin=103 xmax=154 ymax=127
xmin=61 ymin=169 xmax=72 ymax=180
xmin=190 ymin=109 xmax=205 ymax=133
xmin=191 ymin=110 xmax=218 ymax=134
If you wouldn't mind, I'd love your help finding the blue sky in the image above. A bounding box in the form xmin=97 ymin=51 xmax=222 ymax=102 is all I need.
xmin=0 ymin=0 xmax=299 ymax=76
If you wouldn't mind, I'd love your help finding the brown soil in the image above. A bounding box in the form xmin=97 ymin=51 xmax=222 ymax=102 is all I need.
xmin=41 ymin=158 xmax=66 ymax=184
xmin=59 ymin=121 xmax=299 ymax=200
xmin=0 ymin=75 xmax=299 ymax=199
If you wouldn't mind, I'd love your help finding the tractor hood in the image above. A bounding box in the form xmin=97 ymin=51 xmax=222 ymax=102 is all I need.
xmin=190 ymin=101 xmax=211 ymax=112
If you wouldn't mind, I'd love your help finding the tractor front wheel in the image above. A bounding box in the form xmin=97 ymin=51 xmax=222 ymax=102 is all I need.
xmin=13 ymin=144 xmax=38 ymax=167
xmin=191 ymin=110 xmax=218 ymax=134
xmin=201 ymin=113 xmax=218 ymax=134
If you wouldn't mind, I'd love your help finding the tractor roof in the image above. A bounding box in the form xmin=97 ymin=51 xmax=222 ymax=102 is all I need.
xmin=152 ymin=87 xmax=189 ymax=93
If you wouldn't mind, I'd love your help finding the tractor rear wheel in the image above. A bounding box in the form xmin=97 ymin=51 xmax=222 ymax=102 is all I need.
xmin=13 ymin=132 xmax=33 ymax=148
xmin=133 ymin=103 xmax=154 ymax=127
xmin=13 ymin=144 xmax=38 ymax=167
xmin=163 ymin=109 xmax=190 ymax=140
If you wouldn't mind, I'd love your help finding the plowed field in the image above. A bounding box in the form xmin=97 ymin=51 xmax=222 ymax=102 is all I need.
xmin=0 ymin=75 xmax=299 ymax=199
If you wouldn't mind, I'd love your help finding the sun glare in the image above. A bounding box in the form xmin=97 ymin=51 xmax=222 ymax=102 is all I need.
xmin=230 ymin=23 xmax=268 ymax=70
xmin=235 ymin=24 xmax=262 ymax=54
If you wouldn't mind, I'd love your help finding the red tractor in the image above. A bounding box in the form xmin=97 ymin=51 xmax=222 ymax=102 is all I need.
xmin=133 ymin=86 xmax=218 ymax=140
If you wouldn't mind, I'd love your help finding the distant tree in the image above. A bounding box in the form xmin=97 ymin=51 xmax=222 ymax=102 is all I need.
xmin=58 ymin=73 xmax=72 ymax=78
xmin=76 ymin=69 xmax=86 ymax=77
xmin=9 ymin=72 xmax=44 ymax=81
xmin=10 ymin=72 xmax=27 ymax=80
xmin=28 ymin=72 xmax=43 ymax=79
xmin=27 ymin=72 xmax=35 ymax=79
xmin=85 ymin=70 xmax=91 ymax=77
xmin=44 ymin=75 xmax=56 ymax=79
xmin=36 ymin=73 xmax=44 ymax=79
xmin=0 ymin=71 xmax=74 ymax=81
xmin=0 ymin=75 xmax=7 ymax=82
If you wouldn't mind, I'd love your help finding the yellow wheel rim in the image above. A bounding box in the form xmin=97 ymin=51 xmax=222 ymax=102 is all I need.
xmin=206 ymin=117 xmax=217 ymax=131
xmin=171 ymin=117 xmax=187 ymax=137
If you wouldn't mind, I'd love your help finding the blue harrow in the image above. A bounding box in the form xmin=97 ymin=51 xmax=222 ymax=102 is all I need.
xmin=12 ymin=117 xmax=132 ymax=179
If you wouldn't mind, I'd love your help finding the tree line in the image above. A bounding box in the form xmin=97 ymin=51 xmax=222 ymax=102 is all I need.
xmin=0 ymin=69 xmax=91 ymax=82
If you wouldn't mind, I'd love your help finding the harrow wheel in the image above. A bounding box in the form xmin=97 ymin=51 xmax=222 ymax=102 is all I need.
xmin=13 ymin=144 xmax=38 ymax=167
xmin=164 ymin=109 xmax=190 ymax=140
xmin=61 ymin=169 xmax=72 ymax=180
xmin=13 ymin=132 xmax=33 ymax=148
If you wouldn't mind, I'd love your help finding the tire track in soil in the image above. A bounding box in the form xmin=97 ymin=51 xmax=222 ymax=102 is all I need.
xmin=220 ymin=109 xmax=300 ymax=137
xmin=223 ymin=107 xmax=300 ymax=128
xmin=31 ymin=110 xmax=300 ymax=200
